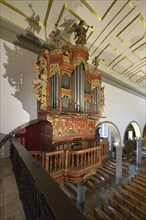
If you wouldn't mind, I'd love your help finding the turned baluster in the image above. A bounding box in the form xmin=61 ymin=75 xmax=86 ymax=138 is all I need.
xmin=76 ymin=154 xmax=79 ymax=169
xmin=84 ymin=152 xmax=86 ymax=168
xmin=87 ymin=152 xmax=90 ymax=166
xmin=58 ymin=154 xmax=61 ymax=170
xmin=71 ymin=154 xmax=74 ymax=171
xmin=45 ymin=156 xmax=49 ymax=173
xmin=54 ymin=155 xmax=57 ymax=172
xmin=49 ymin=155 xmax=52 ymax=173
xmin=91 ymin=150 xmax=93 ymax=165
xmin=80 ymin=154 xmax=83 ymax=169
xmin=94 ymin=149 xmax=96 ymax=163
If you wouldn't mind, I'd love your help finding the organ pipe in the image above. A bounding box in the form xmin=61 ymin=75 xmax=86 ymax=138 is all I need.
xmin=77 ymin=66 xmax=80 ymax=112
xmin=92 ymin=87 xmax=98 ymax=112
xmin=50 ymin=72 xmax=59 ymax=109
xmin=72 ymin=63 xmax=84 ymax=113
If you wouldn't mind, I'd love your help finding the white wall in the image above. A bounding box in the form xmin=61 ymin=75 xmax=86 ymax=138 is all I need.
xmin=0 ymin=39 xmax=145 ymax=140
xmin=99 ymin=82 xmax=146 ymax=141
xmin=0 ymin=39 xmax=37 ymax=134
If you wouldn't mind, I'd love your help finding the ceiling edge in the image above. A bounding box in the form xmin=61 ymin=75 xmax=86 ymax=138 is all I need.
xmin=0 ymin=17 xmax=145 ymax=99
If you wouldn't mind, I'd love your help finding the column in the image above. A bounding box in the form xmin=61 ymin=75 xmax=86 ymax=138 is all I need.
xmin=77 ymin=181 xmax=85 ymax=211
xmin=114 ymin=142 xmax=124 ymax=185
xmin=135 ymin=137 xmax=143 ymax=171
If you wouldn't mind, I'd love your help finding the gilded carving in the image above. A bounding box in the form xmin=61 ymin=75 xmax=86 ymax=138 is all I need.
xmin=91 ymin=79 xmax=100 ymax=91
xmin=50 ymin=64 xmax=60 ymax=77
xmin=32 ymin=52 xmax=48 ymax=111
xmin=47 ymin=116 xmax=54 ymax=124
xmin=98 ymin=86 xmax=105 ymax=114
xmin=72 ymin=56 xmax=87 ymax=71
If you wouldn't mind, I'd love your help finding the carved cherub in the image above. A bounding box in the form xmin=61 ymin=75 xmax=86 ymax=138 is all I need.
xmin=48 ymin=27 xmax=61 ymax=49
xmin=67 ymin=20 xmax=92 ymax=45
xmin=92 ymin=56 xmax=100 ymax=70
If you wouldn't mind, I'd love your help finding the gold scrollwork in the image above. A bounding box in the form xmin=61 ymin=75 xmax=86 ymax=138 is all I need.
xmin=91 ymin=79 xmax=100 ymax=91
xmin=72 ymin=57 xmax=87 ymax=71
xmin=50 ymin=64 xmax=60 ymax=77
xmin=32 ymin=53 xmax=48 ymax=111
xmin=47 ymin=116 xmax=54 ymax=124
xmin=98 ymin=86 xmax=105 ymax=114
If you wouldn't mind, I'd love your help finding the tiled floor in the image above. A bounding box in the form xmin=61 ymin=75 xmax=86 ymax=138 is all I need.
xmin=0 ymin=157 xmax=26 ymax=220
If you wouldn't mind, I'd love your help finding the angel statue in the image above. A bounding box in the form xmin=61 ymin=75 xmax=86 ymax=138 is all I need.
xmin=67 ymin=20 xmax=92 ymax=45
xmin=48 ymin=26 xmax=61 ymax=49
xmin=92 ymin=56 xmax=100 ymax=70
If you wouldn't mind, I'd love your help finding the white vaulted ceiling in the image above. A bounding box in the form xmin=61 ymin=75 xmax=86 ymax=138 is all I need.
xmin=0 ymin=0 xmax=146 ymax=96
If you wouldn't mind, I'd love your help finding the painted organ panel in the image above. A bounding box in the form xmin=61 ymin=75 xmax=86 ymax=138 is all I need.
xmin=32 ymin=21 xmax=105 ymax=143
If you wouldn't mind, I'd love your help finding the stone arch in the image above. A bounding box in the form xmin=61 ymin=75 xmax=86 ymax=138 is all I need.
xmin=96 ymin=121 xmax=121 ymax=143
xmin=123 ymin=121 xmax=141 ymax=143
xmin=96 ymin=121 xmax=121 ymax=158
xmin=143 ymin=123 xmax=146 ymax=140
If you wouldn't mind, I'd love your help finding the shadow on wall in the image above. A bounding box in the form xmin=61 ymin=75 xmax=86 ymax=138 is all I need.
xmin=2 ymin=42 xmax=37 ymax=120
xmin=25 ymin=3 xmax=41 ymax=35
xmin=2 ymin=4 xmax=44 ymax=120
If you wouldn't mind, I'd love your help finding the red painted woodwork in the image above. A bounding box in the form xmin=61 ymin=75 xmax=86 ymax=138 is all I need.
xmin=15 ymin=122 xmax=41 ymax=151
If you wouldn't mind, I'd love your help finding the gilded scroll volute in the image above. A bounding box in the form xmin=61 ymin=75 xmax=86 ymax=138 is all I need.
xmin=32 ymin=51 xmax=48 ymax=111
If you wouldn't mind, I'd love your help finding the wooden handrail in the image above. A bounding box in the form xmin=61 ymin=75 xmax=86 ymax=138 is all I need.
xmin=9 ymin=138 xmax=86 ymax=220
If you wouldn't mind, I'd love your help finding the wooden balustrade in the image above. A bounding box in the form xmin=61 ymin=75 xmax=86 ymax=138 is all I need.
xmin=29 ymin=138 xmax=108 ymax=183
xmin=68 ymin=146 xmax=101 ymax=171
xmin=44 ymin=150 xmax=64 ymax=173
xmin=100 ymin=139 xmax=108 ymax=160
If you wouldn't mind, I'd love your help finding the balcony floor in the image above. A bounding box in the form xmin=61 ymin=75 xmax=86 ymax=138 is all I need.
xmin=0 ymin=156 xmax=26 ymax=220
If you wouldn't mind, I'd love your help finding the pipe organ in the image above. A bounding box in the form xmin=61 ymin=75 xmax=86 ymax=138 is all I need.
xmin=33 ymin=45 xmax=105 ymax=147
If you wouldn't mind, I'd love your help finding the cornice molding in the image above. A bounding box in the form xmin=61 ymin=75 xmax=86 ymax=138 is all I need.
xmin=0 ymin=17 xmax=145 ymax=99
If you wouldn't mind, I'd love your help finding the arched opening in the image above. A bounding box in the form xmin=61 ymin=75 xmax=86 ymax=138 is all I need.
xmin=95 ymin=121 xmax=121 ymax=158
xmin=123 ymin=121 xmax=141 ymax=159
xmin=143 ymin=123 xmax=146 ymax=141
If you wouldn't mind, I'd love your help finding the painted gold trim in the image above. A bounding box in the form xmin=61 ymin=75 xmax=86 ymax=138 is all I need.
xmin=132 ymin=42 xmax=146 ymax=60
xmin=111 ymin=56 xmax=133 ymax=74
xmin=43 ymin=0 xmax=54 ymax=27
xmin=116 ymin=14 xmax=145 ymax=48
xmin=112 ymin=57 xmax=133 ymax=69
xmin=125 ymin=63 xmax=146 ymax=77
xmin=122 ymin=58 xmax=146 ymax=75
xmin=109 ymin=55 xmax=121 ymax=66
xmin=91 ymin=6 xmax=135 ymax=56
xmin=55 ymin=3 xmax=66 ymax=26
xmin=81 ymin=0 xmax=118 ymax=22
xmin=89 ymin=0 xmax=130 ymax=50
xmin=0 ymin=0 xmax=44 ymax=28
xmin=129 ymin=70 xmax=145 ymax=80
xmin=93 ymin=43 xmax=123 ymax=67
xmin=136 ymin=76 xmax=146 ymax=83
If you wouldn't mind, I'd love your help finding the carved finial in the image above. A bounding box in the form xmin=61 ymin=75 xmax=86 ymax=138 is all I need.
xmin=48 ymin=26 xmax=61 ymax=49
xmin=92 ymin=56 xmax=100 ymax=70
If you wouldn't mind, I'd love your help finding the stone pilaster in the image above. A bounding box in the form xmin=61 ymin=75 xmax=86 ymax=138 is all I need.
xmin=77 ymin=181 xmax=85 ymax=211
xmin=114 ymin=144 xmax=124 ymax=184
xmin=135 ymin=137 xmax=143 ymax=171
